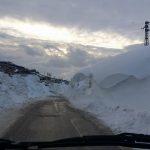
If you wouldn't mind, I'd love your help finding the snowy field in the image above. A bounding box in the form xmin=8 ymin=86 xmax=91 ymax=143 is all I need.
xmin=64 ymin=44 xmax=150 ymax=135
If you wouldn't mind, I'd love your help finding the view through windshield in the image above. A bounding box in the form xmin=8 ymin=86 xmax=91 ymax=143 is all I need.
xmin=0 ymin=0 xmax=149 ymax=150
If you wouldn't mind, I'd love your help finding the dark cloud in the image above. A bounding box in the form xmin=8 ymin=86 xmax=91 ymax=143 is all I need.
xmin=0 ymin=0 xmax=149 ymax=39
xmin=67 ymin=47 xmax=94 ymax=67
xmin=0 ymin=0 xmax=148 ymax=78
xmin=45 ymin=48 xmax=94 ymax=68
xmin=20 ymin=45 xmax=44 ymax=56
xmin=0 ymin=31 xmax=122 ymax=78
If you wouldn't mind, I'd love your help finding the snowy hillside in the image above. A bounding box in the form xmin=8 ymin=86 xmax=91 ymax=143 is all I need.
xmin=0 ymin=70 xmax=67 ymax=109
xmin=0 ymin=72 xmax=48 ymax=108
xmin=65 ymin=44 xmax=150 ymax=134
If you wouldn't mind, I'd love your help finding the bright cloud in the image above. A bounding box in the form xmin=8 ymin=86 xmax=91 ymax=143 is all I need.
xmin=0 ymin=17 xmax=142 ymax=49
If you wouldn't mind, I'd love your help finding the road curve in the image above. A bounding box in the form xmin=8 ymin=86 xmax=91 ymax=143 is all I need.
xmin=3 ymin=96 xmax=127 ymax=150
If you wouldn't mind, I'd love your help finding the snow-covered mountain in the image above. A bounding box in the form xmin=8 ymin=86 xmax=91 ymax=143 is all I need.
xmin=65 ymin=44 xmax=150 ymax=134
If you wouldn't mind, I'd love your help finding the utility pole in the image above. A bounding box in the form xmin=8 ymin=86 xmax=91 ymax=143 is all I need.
xmin=142 ymin=21 xmax=150 ymax=46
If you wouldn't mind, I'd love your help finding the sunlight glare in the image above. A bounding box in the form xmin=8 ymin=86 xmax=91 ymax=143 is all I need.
xmin=0 ymin=17 xmax=142 ymax=49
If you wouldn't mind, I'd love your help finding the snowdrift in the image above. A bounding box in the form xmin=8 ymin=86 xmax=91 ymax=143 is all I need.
xmin=0 ymin=72 xmax=65 ymax=109
xmin=100 ymin=73 xmax=130 ymax=88
xmin=65 ymin=44 xmax=150 ymax=134
xmin=0 ymin=72 xmax=49 ymax=108
xmin=82 ymin=44 xmax=150 ymax=83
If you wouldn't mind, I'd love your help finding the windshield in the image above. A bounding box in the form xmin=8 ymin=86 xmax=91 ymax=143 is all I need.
xmin=0 ymin=0 xmax=150 ymax=150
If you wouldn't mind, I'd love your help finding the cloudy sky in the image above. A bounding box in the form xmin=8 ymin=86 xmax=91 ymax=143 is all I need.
xmin=0 ymin=0 xmax=149 ymax=79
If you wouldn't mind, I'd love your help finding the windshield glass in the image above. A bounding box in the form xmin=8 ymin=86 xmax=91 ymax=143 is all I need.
xmin=0 ymin=0 xmax=149 ymax=150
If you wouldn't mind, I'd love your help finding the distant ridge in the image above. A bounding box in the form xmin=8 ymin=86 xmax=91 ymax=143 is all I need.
xmin=0 ymin=61 xmax=38 ymax=76
xmin=0 ymin=61 xmax=69 ymax=85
